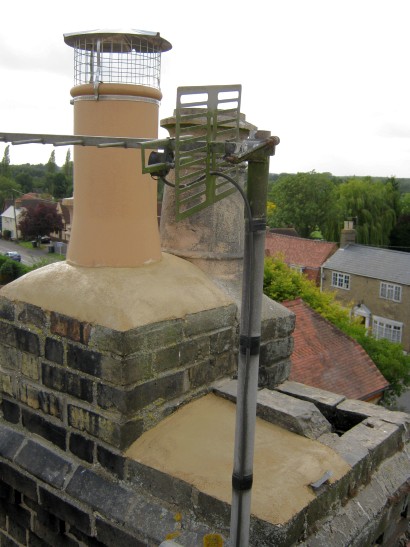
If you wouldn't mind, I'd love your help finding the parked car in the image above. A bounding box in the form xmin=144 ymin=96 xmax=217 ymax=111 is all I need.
xmin=40 ymin=236 xmax=51 ymax=244
xmin=4 ymin=251 xmax=21 ymax=262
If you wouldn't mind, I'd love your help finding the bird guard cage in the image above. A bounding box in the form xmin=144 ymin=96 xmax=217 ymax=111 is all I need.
xmin=64 ymin=29 xmax=172 ymax=89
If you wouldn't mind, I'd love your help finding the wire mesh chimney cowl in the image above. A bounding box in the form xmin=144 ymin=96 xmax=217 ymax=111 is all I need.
xmin=64 ymin=29 xmax=172 ymax=90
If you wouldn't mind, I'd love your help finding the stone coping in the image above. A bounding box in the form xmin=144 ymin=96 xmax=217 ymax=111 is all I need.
xmin=0 ymin=253 xmax=233 ymax=331
xmin=0 ymin=381 xmax=408 ymax=545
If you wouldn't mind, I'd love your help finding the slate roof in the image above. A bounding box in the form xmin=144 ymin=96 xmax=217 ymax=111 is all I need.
xmin=322 ymin=243 xmax=410 ymax=286
xmin=284 ymin=298 xmax=389 ymax=401
xmin=265 ymin=233 xmax=337 ymax=269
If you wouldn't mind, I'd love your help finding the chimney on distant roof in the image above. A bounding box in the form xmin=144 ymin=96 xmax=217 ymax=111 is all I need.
xmin=340 ymin=220 xmax=356 ymax=248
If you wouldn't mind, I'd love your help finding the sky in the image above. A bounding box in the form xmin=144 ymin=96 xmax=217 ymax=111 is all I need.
xmin=0 ymin=0 xmax=409 ymax=177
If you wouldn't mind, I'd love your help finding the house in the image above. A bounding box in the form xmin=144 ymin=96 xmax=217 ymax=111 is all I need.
xmin=1 ymin=195 xmax=69 ymax=243
xmin=321 ymin=223 xmax=410 ymax=352
xmin=268 ymin=227 xmax=299 ymax=237
xmin=265 ymin=232 xmax=338 ymax=285
xmin=0 ymin=205 xmax=23 ymax=239
xmin=283 ymin=298 xmax=389 ymax=402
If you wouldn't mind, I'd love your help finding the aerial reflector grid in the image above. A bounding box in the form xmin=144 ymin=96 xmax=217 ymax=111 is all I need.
xmin=174 ymin=85 xmax=241 ymax=220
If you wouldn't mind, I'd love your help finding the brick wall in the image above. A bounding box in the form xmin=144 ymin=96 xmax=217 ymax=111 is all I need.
xmin=0 ymin=297 xmax=243 ymax=452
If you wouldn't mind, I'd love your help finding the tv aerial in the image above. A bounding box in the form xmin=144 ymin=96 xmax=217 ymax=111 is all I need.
xmin=0 ymin=81 xmax=279 ymax=547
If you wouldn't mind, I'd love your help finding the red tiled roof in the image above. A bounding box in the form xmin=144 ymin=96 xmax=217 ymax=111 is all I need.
xmin=283 ymin=298 xmax=389 ymax=401
xmin=265 ymin=233 xmax=337 ymax=269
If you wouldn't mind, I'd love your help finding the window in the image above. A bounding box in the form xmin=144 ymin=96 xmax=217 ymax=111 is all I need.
xmin=380 ymin=282 xmax=402 ymax=302
xmin=372 ymin=316 xmax=403 ymax=343
xmin=331 ymin=271 xmax=350 ymax=290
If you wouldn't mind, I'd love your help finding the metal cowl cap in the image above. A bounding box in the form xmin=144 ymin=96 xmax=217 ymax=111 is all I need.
xmin=63 ymin=29 xmax=172 ymax=52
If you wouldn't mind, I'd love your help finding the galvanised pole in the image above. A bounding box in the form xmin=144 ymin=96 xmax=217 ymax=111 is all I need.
xmin=229 ymin=132 xmax=275 ymax=547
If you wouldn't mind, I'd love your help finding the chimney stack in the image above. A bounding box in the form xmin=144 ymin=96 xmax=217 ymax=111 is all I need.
xmin=340 ymin=219 xmax=356 ymax=248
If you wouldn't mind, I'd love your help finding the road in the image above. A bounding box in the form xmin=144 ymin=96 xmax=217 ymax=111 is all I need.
xmin=0 ymin=239 xmax=61 ymax=266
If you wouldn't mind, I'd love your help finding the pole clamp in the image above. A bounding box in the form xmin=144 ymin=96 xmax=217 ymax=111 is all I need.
xmin=239 ymin=335 xmax=260 ymax=356
xmin=232 ymin=473 xmax=253 ymax=491
xmin=249 ymin=218 xmax=266 ymax=232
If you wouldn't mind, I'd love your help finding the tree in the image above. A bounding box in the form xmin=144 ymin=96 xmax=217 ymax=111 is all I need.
xmin=336 ymin=177 xmax=399 ymax=246
xmin=18 ymin=202 xmax=63 ymax=240
xmin=14 ymin=171 xmax=34 ymax=194
xmin=63 ymin=149 xmax=73 ymax=181
xmin=389 ymin=214 xmax=410 ymax=252
xmin=46 ymin=172 xmax=70 ymax=199
xmin=263 ymin=255 xmax=410 ymax=399
xmin=0 ymin=175 xmax=21 ymax=212
xmin=267 ymin=171 xmax=338 ymax=238
xmin=0 ymin=145 xmax=11 ymax=177
xmin=400 ymin=193 xmax=410 ymax=215
xmin=46 ymin=150 xmax=57 ymax=175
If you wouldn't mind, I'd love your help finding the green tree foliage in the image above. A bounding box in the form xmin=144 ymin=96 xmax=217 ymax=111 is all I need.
xmin=267 ymin=172 xmax=403 ymax=246
xmin=263 ymin=255 xmax=410 ymax=399
xmin=389 ymin=214 xmax=410 ymax=252
xmin=14 ymin=171 xmax=34 ymax=194
xmin=18 ymin=202 xmax=63 ymax=240
xmin=46 ymin=172 xmax=70 ymax=199
xmin=0 ymin=175 xmax=22 ymax=212
xmin=0 ymin=146 xmax=11 ymax=177
xmin=267 ymin=171 xmax=338 ymax=238
xmin=0 ymin=255 xmax=29 ymax=284
xmin=400 ymin=193 xmax=410 ymax=215
xmin=63 ymin=149 xmax=73 ymax=196
xmin=46 ymin=150 xmax=57 ymax=175
xmin=335 ymin=177 xmax=400 ymax=246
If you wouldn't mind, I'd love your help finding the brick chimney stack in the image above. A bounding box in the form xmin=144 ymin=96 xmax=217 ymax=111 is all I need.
xmin=340 ymin=220 xmax=356 ymax=248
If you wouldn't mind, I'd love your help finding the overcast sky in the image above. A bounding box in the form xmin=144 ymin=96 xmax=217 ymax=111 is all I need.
xmin=0 ymin=0 xmax=409 ymax=177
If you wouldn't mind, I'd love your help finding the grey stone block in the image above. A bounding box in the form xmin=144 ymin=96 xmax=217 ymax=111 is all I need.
xmin=337 ymin=399 xmax=410 ymax=440
xmin=15 ymin=328 xmax=40 ymax=356
xmin=126 ymin=460 xmax=193 ymax=509
xmin=15 ymin=440 xmax=73 ymax=490
xmin=210 ymin=329 xmax=234 ymax=355
xmin=67 ymin=404 xmax=143 ymax=449
xmin=257 ymin=389 xmax=332 ymax=439
xmin=67 ymin=344 xmax=102 ymax=376
xmin=183 ymin=305 xmax=237 ymax=338
xmin=44 ymin=338 xmax=64 ymax=365
xmin=0 ymin=344 xmax=19 ymax=371
xmin=66 ymin=466 xmax=134 ymax=522
xmin=0 ymin=424 xmax=24 ymax=460
xmin=261 ymin=358 xmax=292 ymax=388
xmin=212 ymin=378 xmax=237 ymax=402
xmin=333 ymin=418 xmax=402 ymax=471
xmin=22 ymin=409 xmax=66 ymax=450
xmin=0 ymin=298 xmax=15 ymax=321
xmin=180 ymin=337 xmax=210 ymax=366
xmin=0 ymin=321 xmax=17 ymax=347
xmin=260 ymin=336 xmax=294 ymax=365
xmin=97 ymin=370 xmax=186 ymax=415
xmin=42 ymin=363 xmax=93 ymax=403
xmin=213 ymin=379 xmax=332 ymax=438
xmin=17 ymin=304 xmax=47 ymax=329
xmin=276 ymin=381 xmax=346 ymax=408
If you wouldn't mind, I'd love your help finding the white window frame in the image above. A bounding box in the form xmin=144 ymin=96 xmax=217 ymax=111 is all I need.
xmin=380 ymin=282 xmax=402 ymax=303
xmin=372 ymin=315 xmax=403 ymax=344
xmin=331 ymin=271 xmax=350 ymax=290
xmin=290 ymin=264 xmax=304 ymax=274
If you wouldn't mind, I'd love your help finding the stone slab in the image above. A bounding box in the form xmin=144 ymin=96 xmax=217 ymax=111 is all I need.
xmin=276 ymin=381 xmax=346 ymax=407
